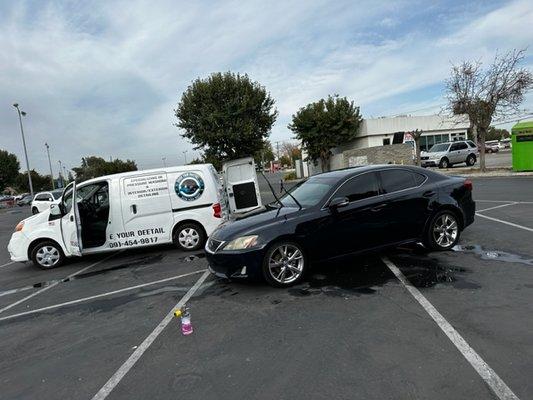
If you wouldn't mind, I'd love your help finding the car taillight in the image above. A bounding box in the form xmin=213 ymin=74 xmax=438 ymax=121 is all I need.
xmin=463 ymin=179 xmax=473 ymax=191
xmin=212 ymin=203 xmax=222 ymax=218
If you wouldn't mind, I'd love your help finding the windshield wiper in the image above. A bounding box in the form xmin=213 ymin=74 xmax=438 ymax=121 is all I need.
xmin=279 ymin=180 xmax=302 ymax=210
xmin=260 ymin=171 xmax=283 ymax=208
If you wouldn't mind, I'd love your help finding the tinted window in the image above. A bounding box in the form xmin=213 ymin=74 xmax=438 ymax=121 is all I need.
xmin=336 ymin=173 xmax=379 ymax=202
xmin=451 ymin=142 xmax=468 ymax=151
xmin=466 ymin=140 xmax=477 ymax=148
xmin=35 ymin=194 xmax=50 ymax=201
xmin=51 ymin=190 xmax=63 ymax=200
xmin=279 ymin=177 xmax=336 ymax=208
xmin=380 ymin=170 xmax=421 ymax=193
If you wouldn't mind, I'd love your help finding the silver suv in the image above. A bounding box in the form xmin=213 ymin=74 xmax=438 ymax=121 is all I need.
xmin=421 ymin=140 xmax=479 ymax=168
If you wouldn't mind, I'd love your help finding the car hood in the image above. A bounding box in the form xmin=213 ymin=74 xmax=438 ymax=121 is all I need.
xmin=422 ymin=151 xmax=446 ymax=158
xmin=212 ymin=206 xmax=301 ymax=241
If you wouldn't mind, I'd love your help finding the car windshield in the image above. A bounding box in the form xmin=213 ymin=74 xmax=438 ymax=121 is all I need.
xmin=428 ymin=143 xmax=449 ymax=152
xmin=276 ymin=177 xmax=336 ymax=208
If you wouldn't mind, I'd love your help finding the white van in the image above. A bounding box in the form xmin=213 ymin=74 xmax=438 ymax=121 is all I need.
xmin=8 ymin=164 xmax=230 ymax=269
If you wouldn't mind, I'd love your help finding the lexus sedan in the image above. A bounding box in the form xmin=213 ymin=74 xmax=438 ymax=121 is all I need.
xmin=206 ymin=165 xmax=475 ymax=287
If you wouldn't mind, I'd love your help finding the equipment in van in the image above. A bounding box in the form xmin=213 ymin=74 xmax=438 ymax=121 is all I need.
xmin=9 ymin=163 xmax=253 ymax=269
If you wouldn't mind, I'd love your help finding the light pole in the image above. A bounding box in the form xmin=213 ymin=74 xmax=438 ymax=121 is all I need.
xmin=63 ymin=165 xmax=68 ymax=183
xmin=58 ymin=160 xmax=64 ymax=188
xmin=162 ymin=157 xmax=167 ymax=167
xmin=182 ymin=150 xmax=188 ymax=164
xmin=13 ymin=103 xmax=34 ymax=197
xmin=45 ymin=143 xmax=55 ymax=189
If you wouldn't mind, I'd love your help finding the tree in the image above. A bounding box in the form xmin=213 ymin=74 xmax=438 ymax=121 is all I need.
xmin=72 ymin=156 xmax=137 ymax=182
xmin=253 ymin=140 xmax=275 ymax=169
xmin=444 ymin=49 xmax=533 ymax=171
xmin=14 ymin=170 xmax=52 ymax=192
xmin=0 ymin=150 xmax=20 ymax=191
xmin=281 ymin=142 xmax=302 ymax=166
xmin=486 ymin=127 xmax=510 ymax=141
xmin=408 ymin=129 xmax=423 ymax=166
xmin=175 ymin=72 xmax=278 ymax=164
xmin=288 ymin=95 xmax=362 ymax=171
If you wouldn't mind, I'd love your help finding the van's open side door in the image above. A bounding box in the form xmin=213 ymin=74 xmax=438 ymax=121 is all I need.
xmin=60 ymin=181 xmax=82 ymax=256
xmin=222 ymin=157 xmax=262 ymax=214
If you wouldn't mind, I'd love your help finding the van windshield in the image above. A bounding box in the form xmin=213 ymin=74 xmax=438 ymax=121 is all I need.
xmin=277 ymin=177 xmax=335 ymax=208
xmin=428 ymin=143 xmax=449 ymax=152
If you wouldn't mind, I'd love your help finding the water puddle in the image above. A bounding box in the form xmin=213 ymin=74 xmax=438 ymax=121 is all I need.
xmin=452 ymin=244 xmax=533 ymax=266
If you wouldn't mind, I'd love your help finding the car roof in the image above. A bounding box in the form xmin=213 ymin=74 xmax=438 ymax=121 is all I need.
xmin=312 ymin=164 xmax=429 ymax=180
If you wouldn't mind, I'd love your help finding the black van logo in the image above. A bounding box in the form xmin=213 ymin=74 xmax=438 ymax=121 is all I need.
xmin=175 ymin=172 xmax=205 ymax=201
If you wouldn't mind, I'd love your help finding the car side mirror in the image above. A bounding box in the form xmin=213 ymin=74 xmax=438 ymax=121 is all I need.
xmin=50 ymin=203 xmax=62 ymax=216
xmin=328 ymin=196 xmax=349 ymax=210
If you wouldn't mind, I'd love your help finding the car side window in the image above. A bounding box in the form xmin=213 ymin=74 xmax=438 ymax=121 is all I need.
xmin=335 ymin=173 xmax=379 ymax=202
xmin=380 ymin=170 xmax=422 ymax=193
xmin=451 ymin=142 xmax=468 ymax=151
xmin=467 ymin=140 xmax=476 ymax=148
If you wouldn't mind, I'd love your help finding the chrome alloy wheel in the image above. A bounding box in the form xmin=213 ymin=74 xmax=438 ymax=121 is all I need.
xmin=268 ymin=244 xmax=304 ymax=284
xmin=432 ymin=213 xmax=458 ymax=247
xmin=178 ymin=228 xmax=200 ymax=249
xmin=36 ymin=245 xmax=61 ymax=268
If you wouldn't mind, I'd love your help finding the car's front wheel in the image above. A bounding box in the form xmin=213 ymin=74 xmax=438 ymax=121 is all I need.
xmin=262 ymin=242 xmax=306 ymax=287
xmin=31 ymin=241 xmax=65 ymax=269
xmin=438 ymin=157 xmax=450 ymax=169
xmin=424 ymin=211 xmax=460 ymax=251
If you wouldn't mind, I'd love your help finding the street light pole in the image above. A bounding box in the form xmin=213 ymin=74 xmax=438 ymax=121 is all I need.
xmin=162 ymin=157 xmax=167 ymax=167
xmin=13 ymin=103 xmax=34 ymax=197
xmin=45 ymin=143 xmax=55 ymax=189
xmin=182 ymin=150 xmax=188 ymax=164
xmin=58 ymin=160 xmax=64 ymax=188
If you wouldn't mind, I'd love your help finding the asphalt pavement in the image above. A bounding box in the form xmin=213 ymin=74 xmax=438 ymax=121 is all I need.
xmin=0 ymin=175 xmax=532 ymax=400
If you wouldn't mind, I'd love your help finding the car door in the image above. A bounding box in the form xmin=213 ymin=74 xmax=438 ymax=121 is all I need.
xmin=60 ymin=182 xmax=82 ymax=256
xmin=449 ymin=142 xmax=467 ymax=163
xmin=222 ymin=158 xmax=262 ymax=213
xmin=377 ymin=169 xmax=432 ymax=243
xmin=327 ymin=172 xmax=389 ymax=256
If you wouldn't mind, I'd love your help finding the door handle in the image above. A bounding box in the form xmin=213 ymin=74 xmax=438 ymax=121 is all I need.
xmin=370 ymin=204 xmax=387 ymax=212
xmin=70 ymin=215 xmax=74 ymax=222
xmin=131 ymin=204 xmax=137 ymax=214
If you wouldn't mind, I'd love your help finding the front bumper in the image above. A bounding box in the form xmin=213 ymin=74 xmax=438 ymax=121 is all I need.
xmin=8 ymin=231 xmax=30 ymax=262
xmin=421 ymin=159 xmax=439 ymax=167
xmin=205 ymin=248 xmax=266 ymax=280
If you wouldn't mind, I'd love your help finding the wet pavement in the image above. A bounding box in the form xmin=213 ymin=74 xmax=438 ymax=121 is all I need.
xmin=0 ymin=176 xmax=532 ymax=399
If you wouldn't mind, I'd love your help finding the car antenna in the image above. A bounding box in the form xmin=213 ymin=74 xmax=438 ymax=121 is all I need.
xmin=260 ymin=171 xmax=283 ymax=208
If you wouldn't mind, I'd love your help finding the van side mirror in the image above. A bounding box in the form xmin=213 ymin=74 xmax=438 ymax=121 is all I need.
xmin=50 ymin=203 xmax=62 ymax=216
xmin=328 ymin=196 xmax=349 ymax=210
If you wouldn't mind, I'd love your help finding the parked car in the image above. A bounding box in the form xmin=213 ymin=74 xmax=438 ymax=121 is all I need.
xmin=420 ymin=140 xmax=478 ymax=168
xmin=14 ymin=193 xmax=29 ymax=201
xmin=482 ymin=141 xmax=500 ymax=153
xmin=17 ymin=194 xmax=34 ymax=206
xmin=31 ymin=189 xmax=64 ymax=214
xmin=206 ymin=165 xmax=475 ymax=287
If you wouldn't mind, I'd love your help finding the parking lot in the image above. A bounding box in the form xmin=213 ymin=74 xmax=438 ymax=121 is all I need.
xmin=1 ymin=175 xmax=532 ymax=400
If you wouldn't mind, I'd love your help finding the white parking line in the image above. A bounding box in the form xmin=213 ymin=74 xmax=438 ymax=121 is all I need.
xmin=476 ymin=199 xmax=533 ymax=204
xmin=0 ymin=252 xmax=121 ymax=315
xmin=477 ymin=202 xmax=518 ymax=213
xmin=91 ymin=270 xmax=210 ymax=400
xmin=0 ymin=269 xmax=206 ymax=322
xmin=381 ymin=256 xmax=519 ymax=400
xmin=0 ymin=261 xmax=15 ymax=269
xmin=475 ymin=213 xmax=533 ymax=232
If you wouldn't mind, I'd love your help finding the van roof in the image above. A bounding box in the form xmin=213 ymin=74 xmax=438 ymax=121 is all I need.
xmin=80 ymin=163 xmax=215 ymax=186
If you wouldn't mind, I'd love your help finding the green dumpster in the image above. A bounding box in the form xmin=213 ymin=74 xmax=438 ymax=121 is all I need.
xmin=511 ymin=120 xmax=533 ymax=171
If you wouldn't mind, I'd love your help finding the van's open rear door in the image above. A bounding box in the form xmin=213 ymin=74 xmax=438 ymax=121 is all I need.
xmin=60 ymin=181 xmax=82 ymax=256
xmin=222 ymin=157 xmax=262 ymax=214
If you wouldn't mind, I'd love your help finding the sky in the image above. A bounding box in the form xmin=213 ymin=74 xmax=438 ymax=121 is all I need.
xmin=1 ymin=0 xmax=532 ymax=174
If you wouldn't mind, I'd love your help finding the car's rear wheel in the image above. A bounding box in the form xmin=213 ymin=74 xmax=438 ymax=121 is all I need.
xmin=173 ymin=223 xmax=205 ymax=251
xmin=262 ymin=242 xmax=306 ymax=287
xmin=31 ymin=241 xmax=65 ymax=269
xmin=32 ymin=207 xmax=39 ymax=215
xmin=438 ymin=157 xmax=450 ymax=169
xmin=466 ymin=154 xmax=476 ymax=166
xmin=424 ymin=211 xmax=460 ymax=251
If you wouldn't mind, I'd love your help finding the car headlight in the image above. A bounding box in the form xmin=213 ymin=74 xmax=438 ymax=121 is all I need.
xmin=223 ymin=235 xmax=259 ymax=251
xmin=15 ymin=221 xmax=24 ymax=232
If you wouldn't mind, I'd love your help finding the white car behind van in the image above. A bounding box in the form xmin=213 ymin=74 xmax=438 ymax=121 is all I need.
xmin=31 ymin=189 xmax=63 ymax=214
xmin=8 ymin=164 xmax=230 ymax=269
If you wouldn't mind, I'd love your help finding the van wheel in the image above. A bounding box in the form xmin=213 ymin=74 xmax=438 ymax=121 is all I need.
xmin=438 ymin=158 xmax=449 ymax=169
xmin=31 ymin=241 xmax=65 ymax=269
xmin=174 ymin=223 xmax=206 ymax=251
xmin=32 ymin=207 xmax=39 ymax=215
xmin=466 ymin=154 xmax=476 ymax=166
xmin=423 ymin=211 xmax=460 ymax=251
xmin=262 ymin=242 xmax=306 ymax=288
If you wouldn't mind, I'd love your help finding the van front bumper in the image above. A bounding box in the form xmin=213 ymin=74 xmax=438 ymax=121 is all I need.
xmin=205 ymin=248 xmax=265 ymax=280
xmin=8 ymin=231 xmax=30 ymax=262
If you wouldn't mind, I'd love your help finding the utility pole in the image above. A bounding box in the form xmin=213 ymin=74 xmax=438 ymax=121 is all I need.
xmin=13 ymin=104 xmax=34 ymax=197
xmin=162 ymin=157 xmax=167 ymax=167
xmin=58 ymin=160 xmax=64 ymax=188
xmin=45 ymin=143 xmax=55 ymax=189
xmin=63 ymin=165 xmax=68 ymax=183
xmin=182 ymin=150 xmax=188 ymax=164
